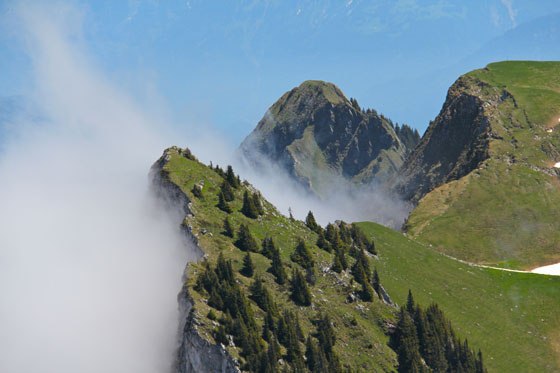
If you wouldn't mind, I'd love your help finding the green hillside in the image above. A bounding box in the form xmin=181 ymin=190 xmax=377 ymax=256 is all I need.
xmin=158 ymin=147 xmax=495 ymax=372
xmin=155 ymin=146 xmax=560 ymax=372
xmin=358 ymin=221 xmax=560 ymax=372
xmin=159 ymin=147 xmax=399 ymax=371
xmin=403 ymin=61 xmax=560 ymax=269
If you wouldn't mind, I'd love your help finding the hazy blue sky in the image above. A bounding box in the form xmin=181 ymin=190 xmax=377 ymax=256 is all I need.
xmin=1 ymin=0 xmax=560 ymax=144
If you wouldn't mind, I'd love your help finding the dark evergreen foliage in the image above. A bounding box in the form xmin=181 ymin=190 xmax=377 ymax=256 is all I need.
xmin=290 ymin=239 xmax=315 ymax=270
xmin=372 ymin=267 xmax=381 ymax=298
xmin=406 ymin=289 xmax=416 ymax=315
xmin=214 ymin=164 xmax=225 ymax=177
xmin=213 ymin=325 xmax=228 ymax=345
xmin=241 ymin=252 xmax=254 ymax=277
xmin=261 ymin=236 xmax=276 ymax=259
xmin=252 ymin=192 xmax=264 ymax=215
xmin=226 ymin=165 xmax=240 ymax=188
xmin=290 ymin=268 xmax=311 ymax=306
xmin=395 ymin=123 xmax=421 ymax=153
xmin=194 ymin=256 xmax=266 ymax=368
xmin=391 ymin=291 xmax=487 ymax=373
xmin=249 ymin=276 xmax=279 ymax=316
xmin=217 ymin=191 xmax=232 ymax=213
xmin=241 ymin=191 xmax=259 ymax=219
xmin=351 ymin=249 xmax=371 ymax=285
xmin=234 ymin=223 xmax=259 ymax=252
xmin=338 ymin=222 xmax=352 ymax=245
xmin=316 ymin=229 xmax=331 ymax=252
xmin=394 ymin=308 xmax=424 ymax=373
xmin=269 ymin=247 xmax=287 ymax=285
xmin=305 ymin=211 xmax=319 ymax=232
xmin=220 ymin=180 xmax=234 ymax=201
xmin=316 ymin=313 xmax=336 ymax=357
xmin=330 ymin=251 xmax=343 ymax=273
xmin=222 ymin=216 xmax=234 ymax=238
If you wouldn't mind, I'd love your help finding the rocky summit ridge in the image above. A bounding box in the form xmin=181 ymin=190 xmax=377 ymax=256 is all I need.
xmin=239 ymin=80 xmax=419 ymax=196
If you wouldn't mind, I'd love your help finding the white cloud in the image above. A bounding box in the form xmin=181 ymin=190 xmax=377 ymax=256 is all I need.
xmin=500 ymin=0 xmax=517 ymax=27
xmin=0 ymin=2 xmax=197 ymax=372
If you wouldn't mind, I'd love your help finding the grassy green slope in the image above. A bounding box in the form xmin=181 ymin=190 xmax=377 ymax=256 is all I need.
xmin=358 ymin=221 xmax=560 ymax=372
xmin=405 ymin=61 xmax=560 ymax=269
xmin=162 ymin=147 xmax=398 ymax=371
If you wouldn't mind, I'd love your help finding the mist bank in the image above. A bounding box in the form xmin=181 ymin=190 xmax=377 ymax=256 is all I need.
xmin=0 ymin=3 xmax=197 ymax=372
xmin=228 ymin=151 xmax=411 ymax=229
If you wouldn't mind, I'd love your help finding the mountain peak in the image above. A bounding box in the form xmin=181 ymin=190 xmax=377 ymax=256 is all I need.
xmin=240 ymin=81 xmax=418 ymax=196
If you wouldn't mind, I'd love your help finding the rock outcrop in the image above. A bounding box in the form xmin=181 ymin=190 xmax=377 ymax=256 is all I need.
xmin=396 ymin=75 xmax=492 ymax=203
xmin=150 ymin=147 xmax=239 ymax=373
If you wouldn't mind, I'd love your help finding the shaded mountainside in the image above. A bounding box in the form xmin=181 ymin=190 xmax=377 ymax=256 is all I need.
xmin=153 ymin=147 xmax=490 ymax=372
xmin=239 ymin=80 xmax=419 ymax=196
xmin=400 ymin=61 xmax=560 ymax=269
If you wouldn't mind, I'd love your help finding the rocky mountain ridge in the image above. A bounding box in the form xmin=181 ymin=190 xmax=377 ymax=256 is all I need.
xmin=239 ymin=80 xmax=419 ymax=196
xmin=401 ymin=61 xmax=560 ymax=268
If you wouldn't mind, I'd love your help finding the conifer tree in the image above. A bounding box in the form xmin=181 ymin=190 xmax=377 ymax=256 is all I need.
xmin=220 ymin=180 xmax=234 ymax=201
xmin=214 ymin=165 xmax=225 ymax=177
xmin=216 ymin=252 xmax=235 ymax=285
xmin=252 ymin=192 xmax=264 ymax=215
xmin=372 ymin=267 xmax=381 ymax=297
xmin=267 ymin=336 xmax=281 ymax=372
xmin=217 ymin=191 xmax=232 ymax=213
xmin=235 ymin=223 xmax=259 ymax=252
xmin=290 ymin=239 xmax=315 ymax=270
xmin=290 ymin=268 xmax=311 ymax=306
xmin=261 ymin=236 xmax=276 ymax=259
xmin=223 ymin=216 xmax=234 ymax=238
xmin=331 ymin=252 xmax=343 ymax=273
xmin=270 ymin=248 xmax=287 ymax=285
xmin=351 ymin=258 xmax=367 ymax=286
xmin=394 ymin=307 xmax=423 ymax=373
xmin=289 ymin=207 xmax=295 ymax=221
xmin=336 ymin=247 xmax=348 ymax=271
xmin=351 ymin=249 xmax=371 ymax=285
xmin=226 ymin=165 xmax=240 ymax=188
xmin=316 ymin=313 xmax=336 ymax=356
xmin=305 ymin=336 xmax=319 ymax=372
xmin=406 ymin=289 xmax=416 ymax=315
xmin=361 ymin=281 xmax=375 ymax=301
xmin=241 ymin=190 xmax=259 ymax=218
xmin=416 ymin=305 xmax=447 ymax=372
xmin=339 ymin=222 xmax=351 ymax=244
xmin=325 ymin=223 xmax=338 ymax=243
xmin=476 ymin=349 xmax=486 ymax=373
xmin=305 ymin=211 xmax=319 ymax=232
xmin=367 ymin=238 xmax=377 ymax=255
xmin=316 ymin=229 xmax=331 ymax=252
xmin=241 ymin=252 xmax=254 ymax=277
xmin=214 ymin=325 xmax=228 ymax=345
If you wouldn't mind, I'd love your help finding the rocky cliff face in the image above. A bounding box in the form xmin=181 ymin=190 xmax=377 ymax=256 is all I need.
xmin=401 ymin=61 xmax=560 ymax=268
xmin=397 ymin=75 xmax=492 ymax=203
xmin=239 ymin=80 xmax=414 ymax=196
xmin=150 ymin=147 xmax=239 ymax=373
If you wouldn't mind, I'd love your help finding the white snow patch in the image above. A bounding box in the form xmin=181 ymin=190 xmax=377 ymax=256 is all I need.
xmin=554 ymin=162 xmax=560 ymax=168
xmin=547 ymin=128 xmax=553 ymax=133
xmin=531 ymin=263 xmax=560 ymax=276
